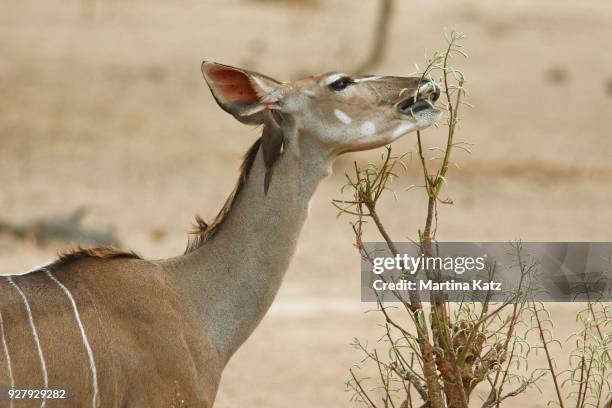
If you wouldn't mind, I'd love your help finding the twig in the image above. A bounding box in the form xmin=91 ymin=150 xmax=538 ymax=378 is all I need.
xmin=533 ymin=303 xmax=565 ymax=408
xmin=350 ymin=368 xmax=379 ymax=408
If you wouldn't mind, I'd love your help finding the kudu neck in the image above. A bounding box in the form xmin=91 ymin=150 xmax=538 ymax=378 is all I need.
xmin=165 ymin=129 xmax=332 ymax=362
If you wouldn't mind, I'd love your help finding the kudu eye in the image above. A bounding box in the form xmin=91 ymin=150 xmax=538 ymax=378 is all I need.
xmin=328 ymin=76 xmax=354 ymax=91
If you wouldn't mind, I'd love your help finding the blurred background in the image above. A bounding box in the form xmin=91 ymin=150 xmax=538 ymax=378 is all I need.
xmin=1 ymin=0 xmax=611 ymax=406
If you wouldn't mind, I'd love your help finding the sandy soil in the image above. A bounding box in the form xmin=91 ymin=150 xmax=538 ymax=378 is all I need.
xmin=1 ymin=0 xmax=611 ymax=406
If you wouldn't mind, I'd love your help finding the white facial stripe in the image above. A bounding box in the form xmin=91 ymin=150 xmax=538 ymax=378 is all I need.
xmin=0 ymin=310 xmax=15 ymax=408
xmin=354 ymin=76 xmax=382 ymax=83
xmin=7 ymin=277 xmax=48 ymax=406
xmin=334 ymin=109 xmax=352 ymax=125
xmin=360 ymin=121 xmax=376 ymax=136
xmin=45 ymin=270 xmax=99 ymax=408
xmin=392 ymin=123 xmax=415 ymax=138
xmin=324 ymin=73 xmax=346 ymax=86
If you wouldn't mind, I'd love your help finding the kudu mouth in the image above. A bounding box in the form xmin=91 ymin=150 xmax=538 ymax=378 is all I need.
xmin=397 ymin=81 xmax=441 ymax=116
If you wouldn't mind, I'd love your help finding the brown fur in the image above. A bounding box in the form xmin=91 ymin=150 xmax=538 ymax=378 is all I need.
xmin=185 ymin=137 xmax=262 ymax=253
xmin=0 ymin=253 xmax=222 ymax=407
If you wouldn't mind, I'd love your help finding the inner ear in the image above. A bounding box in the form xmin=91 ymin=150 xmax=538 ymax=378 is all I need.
xmin=201 ymin=62 xmax=282 ymax=125
xmin=205 ymin=65 xmax=260 ymax=105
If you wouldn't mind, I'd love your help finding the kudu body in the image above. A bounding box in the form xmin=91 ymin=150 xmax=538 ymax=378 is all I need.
xmin=0 ymin=62 xmax=440 ymax=407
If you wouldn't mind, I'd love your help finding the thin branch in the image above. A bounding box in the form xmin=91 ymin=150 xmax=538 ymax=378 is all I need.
xmin=533 ymin=303 xmax=565 ymax=408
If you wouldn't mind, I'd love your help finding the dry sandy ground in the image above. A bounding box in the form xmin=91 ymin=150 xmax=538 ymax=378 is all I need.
xmin=1 ymin=0 xmax=611 ymax=406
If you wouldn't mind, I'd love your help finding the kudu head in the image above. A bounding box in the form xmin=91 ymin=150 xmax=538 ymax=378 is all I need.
xmin=201 ymin=61 xmax=441 ymax=191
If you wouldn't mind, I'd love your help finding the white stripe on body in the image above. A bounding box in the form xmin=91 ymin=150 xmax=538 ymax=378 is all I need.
xmin=44 ymin=270 xmax=99 ymax=408
xmin=6 ymin=277 xmax=48 ymax=408
xmin=0 ymin=311 xmax=15 ymax=408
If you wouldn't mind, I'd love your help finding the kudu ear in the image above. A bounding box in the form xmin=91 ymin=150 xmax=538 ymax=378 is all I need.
xmin=201 ymin=61 xmax=284 ymax=125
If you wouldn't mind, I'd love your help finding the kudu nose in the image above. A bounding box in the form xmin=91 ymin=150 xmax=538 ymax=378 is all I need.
xmin=397 ymin=79 xmax=441 ymax=114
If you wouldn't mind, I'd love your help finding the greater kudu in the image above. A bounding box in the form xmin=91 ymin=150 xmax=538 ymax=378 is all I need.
xmin=0 ymin=62 xmax=440 ymax=407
